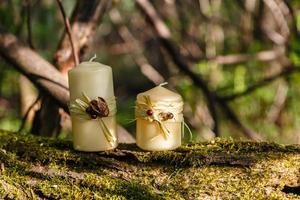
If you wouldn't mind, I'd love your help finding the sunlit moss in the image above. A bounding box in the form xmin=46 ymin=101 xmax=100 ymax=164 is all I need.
xmin=0 ymin=130 xmax=299 ymax=199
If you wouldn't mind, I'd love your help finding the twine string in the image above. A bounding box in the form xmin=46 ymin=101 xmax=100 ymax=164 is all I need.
xmin=89 ymin=54 xmax=97 ymax=62
xmin=135 ymin=95 xmax=184 ymax=140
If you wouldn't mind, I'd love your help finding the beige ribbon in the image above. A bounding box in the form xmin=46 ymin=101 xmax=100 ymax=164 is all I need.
xmin=135 ymin=95 xmax=184 ymax=140
xmin=69 ymin=93 xmax=117 ymax=146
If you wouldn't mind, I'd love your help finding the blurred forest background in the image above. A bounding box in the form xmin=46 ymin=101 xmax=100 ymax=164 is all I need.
xmin=1 ymin=0 xmax=300 ymax=144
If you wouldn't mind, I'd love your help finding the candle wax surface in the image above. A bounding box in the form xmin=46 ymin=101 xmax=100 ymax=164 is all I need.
xmin=136 ymin=86 xmax=183 ymax=151
xmin=68 ymin=62 xmax=117 ymax=151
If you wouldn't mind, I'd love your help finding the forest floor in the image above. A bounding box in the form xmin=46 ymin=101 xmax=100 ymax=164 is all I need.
xmin=0 ymin=130 xmax=299 ymax=199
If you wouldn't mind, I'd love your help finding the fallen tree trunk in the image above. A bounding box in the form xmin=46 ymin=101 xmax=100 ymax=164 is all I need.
xmin=0 ymin=130 xmax=299 ymax=199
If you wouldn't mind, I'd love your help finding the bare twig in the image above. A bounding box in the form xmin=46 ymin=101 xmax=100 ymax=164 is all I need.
xmin=221 ymin=66 xmax=299 ymax=101
xmin=263 ymin=0 xmax=290 ymax=38
xmin=136 ymin=0 xmax=171 ymax=39
xmin=109 ymin=9 xmax=165 ymax=85
xmin=54 ymin=0 xmax=111 ymax=75
xmin=55 ymin=0 xmax=79 ymax=66
xmin=283 ymin=0 xmax=300 ymax=39
xmin=261 ymin=0 xmax=290 ymax=45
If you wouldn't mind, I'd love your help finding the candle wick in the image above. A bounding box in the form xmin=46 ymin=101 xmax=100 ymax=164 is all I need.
xmin=89 ymin=54 xmax=97 ymax=62
xmin=159 ymin=82 xmax=168 ymax=87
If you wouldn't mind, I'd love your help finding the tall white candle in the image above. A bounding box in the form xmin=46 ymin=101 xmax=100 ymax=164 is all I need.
xmin=135 ymin=85 xmax=183 ymax=151
xmin=68 ymin=61 xmax=117 ymax=151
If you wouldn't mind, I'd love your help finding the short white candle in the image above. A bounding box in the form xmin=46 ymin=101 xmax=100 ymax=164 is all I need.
xmin=135 ymin=85 xmax=183 ymax=151
xmin=68 ymin=61 xmax=117 ymax=151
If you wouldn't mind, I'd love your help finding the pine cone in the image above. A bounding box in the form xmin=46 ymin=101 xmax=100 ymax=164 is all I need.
xmin=89 ymin=97 xmax=109 ymax=117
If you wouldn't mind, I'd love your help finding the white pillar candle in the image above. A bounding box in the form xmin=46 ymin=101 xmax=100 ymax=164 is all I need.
xmin=68 ymin=61 xmax=117 ymax=151
xmin=135 ymin=84 xmax=183 ymax=151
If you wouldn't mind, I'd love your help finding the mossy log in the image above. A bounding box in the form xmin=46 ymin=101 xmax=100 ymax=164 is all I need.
xmin=0 ymin=130 xmax=300 ymax=199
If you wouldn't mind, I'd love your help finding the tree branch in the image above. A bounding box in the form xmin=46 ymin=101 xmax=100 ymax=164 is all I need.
xmin=0 ymin=27 xmax=69 ymax=112
xmin=55 ymin=0 xmax=79 ymax=66
xmin=221 ymin=66 xmax=299 ymax=101
xmin=54 ymin=0 xmax=111 ymax=75
xmin=187 ymin=48 xmax=285 ymax=65
xmin=109 ymin=9 xmax=165 ymax=85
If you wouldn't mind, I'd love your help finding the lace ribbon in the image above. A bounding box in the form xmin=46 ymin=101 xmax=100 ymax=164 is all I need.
xmin=69 ymin=93 xmax=117 ymax=146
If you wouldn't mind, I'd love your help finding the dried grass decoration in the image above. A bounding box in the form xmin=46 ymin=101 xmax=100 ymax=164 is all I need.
xmin=69 ymin=93 xmax=117 ymax=146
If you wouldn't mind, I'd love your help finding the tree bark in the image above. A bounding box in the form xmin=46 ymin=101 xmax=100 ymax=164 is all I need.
xmin=0 ymin=130 xmax=299 ymax=199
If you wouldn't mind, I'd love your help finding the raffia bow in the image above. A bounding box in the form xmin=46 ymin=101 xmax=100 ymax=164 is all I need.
xmin=135 ymin=95 xmax=188 ymax=140
xmin=69 ymin=93 xmax=117 ymax=146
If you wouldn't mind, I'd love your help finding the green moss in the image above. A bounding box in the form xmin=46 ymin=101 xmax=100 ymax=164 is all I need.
xmin=0 ymin=130 xmax=299 ymax=199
